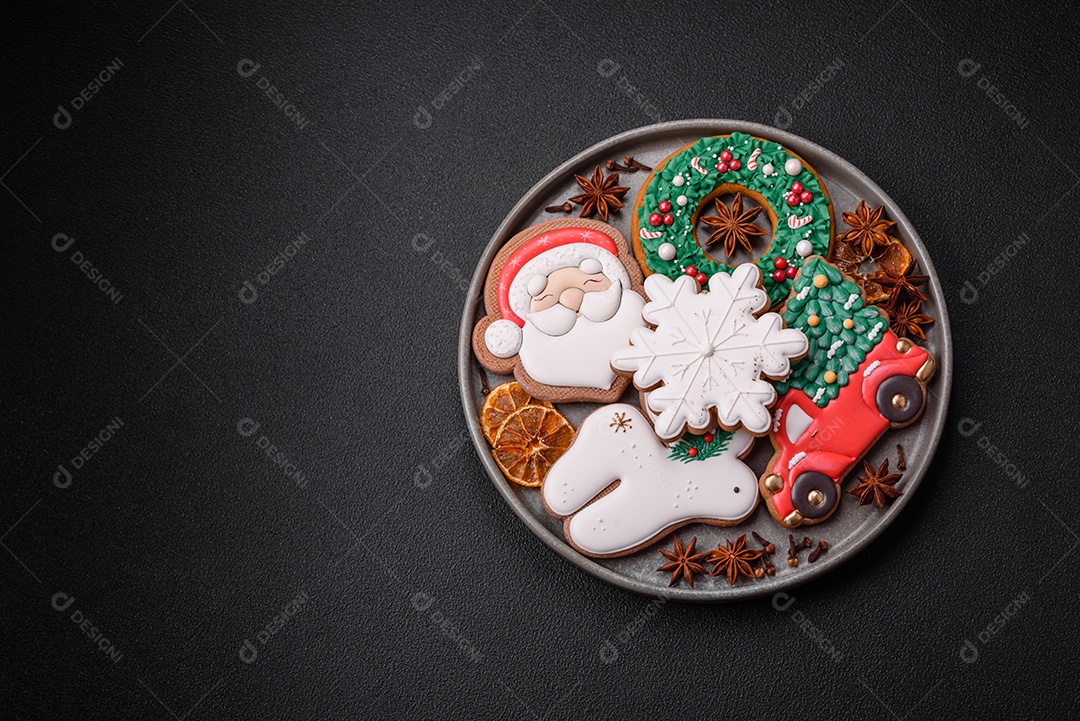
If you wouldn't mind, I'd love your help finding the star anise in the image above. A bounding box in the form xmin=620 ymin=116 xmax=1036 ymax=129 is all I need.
xmin=890 ymin=299 xmax=934 ymax=340
xmin=567 ymin=166 xmax=629 ymax=222
xmin=707 ymin=534 xmax=761 ymax=586
xmin=657 ymin=535 xmax=708 ymax=588
xmin=847 ymin=458 xmax=903 ymax=508
xmin=700 ymin=194 xmax=768 ymax=257
xmin=839 ymin=200 xmax=895 ymax=257
xmin=873 ymin=263 xmax=929 ymax=308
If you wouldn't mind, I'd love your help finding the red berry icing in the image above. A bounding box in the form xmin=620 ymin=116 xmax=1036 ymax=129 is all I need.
xmin=649 ymin=212 xmax=663 ymax=226
xmin=685 ymin=265 xmax=697 ymax=276
xmin=704 ymin=433 xmax=714 ymax=443
xmin=687 ymin=447 xmax=698 ymax=457
xmin=785 ymin=265 xmax=798 ymax=278
xmin=717 ymin=162 xmax=729 ymax=173
xmin=728 ymin=159 xmax=741 ymax=170
xmin=786 ymin=194 xmax=799 ymax=207
xmin=791 ymin=181 xmax=804 ymax=194
xmin=662 ymin=213 xmax=674 ymax=226
xmin=771 ymin=269 xmax=786 ymax=282
xmin=800 ymin=190 xmax=814 ymax=204
xmin=658 ymin=200 xmax=672 ymax=212
xmin=774 ymin=257 xmax=787 ymax=270
xmin=720 ymin=150 xmax=733 ymax=162
xmin=695 ymin=273 xmax=707 ymax=285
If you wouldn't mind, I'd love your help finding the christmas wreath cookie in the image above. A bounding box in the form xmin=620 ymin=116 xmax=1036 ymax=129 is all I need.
xmin=759 ymin=257 xmax=936 ymax=528
xmin=472 ymin=219 xmax=647 ymax=404
xmin=631 ymin=133 xmax=834 ymax=307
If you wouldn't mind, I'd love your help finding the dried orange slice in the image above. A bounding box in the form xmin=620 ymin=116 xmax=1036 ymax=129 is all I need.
xmin=492 ymin=405 xmax=574 ymax=488
xmin=480 ymin=381 xmax=551 ymax=444
xmin=876 ymin=239 xmax=913 ymax=275
xmin=830 ymin=236 xmax=911 ymax=307
xmin=863 ymin=276 xmax=890 ymax=306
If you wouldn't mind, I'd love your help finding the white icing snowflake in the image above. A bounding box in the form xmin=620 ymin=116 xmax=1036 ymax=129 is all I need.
xmin=611 ymin=265 xmax=808 ymax=440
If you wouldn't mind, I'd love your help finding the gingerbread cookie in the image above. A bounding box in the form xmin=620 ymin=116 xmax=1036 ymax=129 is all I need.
xmin=759 ymin=257 xmax=936 ymax=528
xmin=631 ymin=132 xmax=835 ymax=307
xmin=611 ymin=263 xmax=808 ymax=441
xmin=472 ymin=219 xmax=647 ymax=403
xmin=541 ymin=404 xmax=758 ymax=558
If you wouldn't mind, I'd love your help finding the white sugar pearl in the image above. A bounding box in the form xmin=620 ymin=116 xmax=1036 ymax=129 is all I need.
xmin=796 ymin=240 xmax=813 ymax=257
xmin=658 ymin=242 xmax=676 ymax=261
xmin=676 ymin=195 xmax=687 ymax=207
xmin=785 ymin=158 xmax=803 ymax=176
xmin=672 ymin=175 xmax=685 ymax=187
xmin=761 ymin=163 xmax=774 ymax=176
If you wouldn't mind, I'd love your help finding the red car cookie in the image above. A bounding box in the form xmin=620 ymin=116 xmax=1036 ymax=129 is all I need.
xmin=759 ymin=257 xmax=936 ymax=528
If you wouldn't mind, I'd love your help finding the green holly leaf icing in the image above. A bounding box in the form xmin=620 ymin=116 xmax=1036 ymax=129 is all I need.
xmin=667 ymin=429 xmax=733 ymax=463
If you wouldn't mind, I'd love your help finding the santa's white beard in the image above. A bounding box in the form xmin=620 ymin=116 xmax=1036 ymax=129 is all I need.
xmin=519 ymin=289 xmax=645 ymax=389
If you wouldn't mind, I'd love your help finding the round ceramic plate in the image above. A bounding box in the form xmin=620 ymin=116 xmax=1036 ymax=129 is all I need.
xmin=458 ymin=120 xmax=953 ymax=602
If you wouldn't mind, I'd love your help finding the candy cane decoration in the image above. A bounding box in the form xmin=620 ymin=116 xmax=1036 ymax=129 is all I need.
xmin=747 ymin=148 xmax=761 ymax=170
xmin=639 ymin=228 xmax=663 ymax=240
xmin=787 ymin=214 xmax=813 ymax=229
xmin=690 ymin=157 xmax=708 ymax=175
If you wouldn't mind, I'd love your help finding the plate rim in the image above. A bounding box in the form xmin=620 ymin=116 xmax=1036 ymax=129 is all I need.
xmin=457 ymin=119 xmax=954 ymax=603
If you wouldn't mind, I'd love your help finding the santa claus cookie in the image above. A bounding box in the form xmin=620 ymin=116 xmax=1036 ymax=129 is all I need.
xmin=472 ymin=219 xmax=647 ymax=403
xmin=542 ymin=404 xmax=758 ymax=558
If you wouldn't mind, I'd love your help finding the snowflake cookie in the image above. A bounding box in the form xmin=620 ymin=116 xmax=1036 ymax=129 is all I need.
xmin=611 ymin=263 xmax=808 ymax=440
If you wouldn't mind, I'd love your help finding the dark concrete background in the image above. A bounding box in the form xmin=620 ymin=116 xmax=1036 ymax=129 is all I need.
xmin=4 ymin=0 xmax=1078 ymax=718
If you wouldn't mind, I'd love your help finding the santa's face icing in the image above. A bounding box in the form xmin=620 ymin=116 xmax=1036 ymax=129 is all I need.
xmin=518 ymin=260 xmax=645 ymax=389
xmin=529 ymin=263 xmax=612 ymax=313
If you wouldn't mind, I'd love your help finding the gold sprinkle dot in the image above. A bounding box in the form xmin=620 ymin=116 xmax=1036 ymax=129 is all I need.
xmin=843 ymin=318 xmax=854 ymax=329
xmin=807 ymin=315 xmax=820 ymax=327
xmin=813 ymin=274 xmax=828 ymax=288
xmin=824 ymin=371 xmax=837 ymax=384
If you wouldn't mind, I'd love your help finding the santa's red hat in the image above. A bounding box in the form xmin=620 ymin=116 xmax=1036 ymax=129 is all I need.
xmin=484 ymin=226 xmax=631 ymax=358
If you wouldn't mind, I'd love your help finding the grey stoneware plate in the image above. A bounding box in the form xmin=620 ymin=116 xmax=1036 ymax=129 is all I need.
xmin=457 ymin=120 xmax=953 ymax=602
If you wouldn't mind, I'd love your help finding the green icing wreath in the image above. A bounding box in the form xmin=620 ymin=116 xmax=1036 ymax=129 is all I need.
xmin=634 ymin=133 xmax=833 ymax=306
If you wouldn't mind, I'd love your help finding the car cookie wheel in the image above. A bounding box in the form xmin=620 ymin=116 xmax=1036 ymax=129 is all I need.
xmin=632 ymin=132 xmax=834 ymax=306
xmin=876 ymin=374 xmax=925 ymax=426
xmin=790 ymin=471 xmax=839 ymax=520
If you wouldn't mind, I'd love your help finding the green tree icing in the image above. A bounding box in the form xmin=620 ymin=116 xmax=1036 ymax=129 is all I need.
xmin=775 ymin=257 xmax=889 ymax=407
